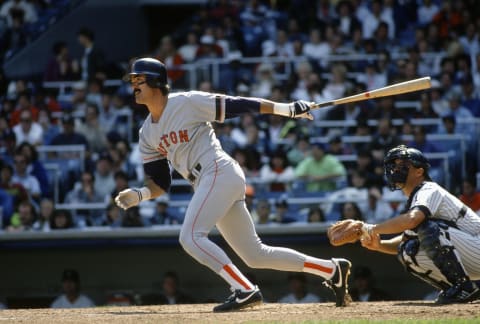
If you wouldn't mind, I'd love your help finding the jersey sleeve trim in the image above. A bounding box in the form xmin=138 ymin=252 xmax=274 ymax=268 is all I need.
xmin=215 ymin=95 xmax=225 ymax=122
xmin=411 ymin=205 xmax=431 ymax=218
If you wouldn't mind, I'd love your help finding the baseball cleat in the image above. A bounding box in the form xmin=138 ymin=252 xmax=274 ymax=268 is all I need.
xmin=435 ymin=281 xmax=480 ymax=305
xmin=324 ymin=258 xmax=352 ymax=307
xmin=213 ymin=286 xmax=263 ymax=312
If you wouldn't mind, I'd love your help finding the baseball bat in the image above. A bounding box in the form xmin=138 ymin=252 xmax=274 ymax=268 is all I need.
xmin=312 ymin=76 xmax=431 ymax=109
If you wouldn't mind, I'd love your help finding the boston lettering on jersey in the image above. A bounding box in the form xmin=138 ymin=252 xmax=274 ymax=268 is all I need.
xmin=156 ymin=129 xmax=189 ymax=155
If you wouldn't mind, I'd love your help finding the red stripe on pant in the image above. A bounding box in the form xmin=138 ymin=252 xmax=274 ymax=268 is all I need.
xmin=223 ymin=264 xmax=252 ymax=291
xmin=304 ymin=262 xmax=334 ymax=274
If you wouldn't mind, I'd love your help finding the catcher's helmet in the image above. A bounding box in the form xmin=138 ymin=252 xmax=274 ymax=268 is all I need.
xmin=384 ymin=145 xmax=431 ymax=190
xmin=123 ymin=57 xmax=167 ymax=88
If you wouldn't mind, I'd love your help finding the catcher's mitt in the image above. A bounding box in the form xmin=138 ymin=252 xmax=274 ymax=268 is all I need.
xmin=327 ymin=219 xmax=366 ymax=246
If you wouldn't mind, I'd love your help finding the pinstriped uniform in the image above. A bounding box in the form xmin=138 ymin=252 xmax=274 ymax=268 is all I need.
xmin=403 ymin=182 xmax=480 ymax=281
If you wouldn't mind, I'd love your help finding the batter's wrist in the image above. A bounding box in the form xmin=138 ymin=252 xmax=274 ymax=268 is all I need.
xmin=273 ymin=103 xmax=293 ymax=118
xmin=134 ymin=186 xmax=152 ymax=202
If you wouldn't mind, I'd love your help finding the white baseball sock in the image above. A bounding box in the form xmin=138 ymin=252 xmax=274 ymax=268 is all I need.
xmin=219 ymin=264 xmax=255 ymax=292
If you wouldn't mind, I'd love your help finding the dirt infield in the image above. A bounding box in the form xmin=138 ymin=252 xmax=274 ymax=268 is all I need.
xmin=0 ymin=301 xmax=479 ymax=323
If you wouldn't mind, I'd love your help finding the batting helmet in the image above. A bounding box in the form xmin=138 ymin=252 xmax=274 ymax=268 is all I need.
xmin=384 ymin=145 xmax=431 ymax=190
xmin=123 ymin=57 xmax=167 ymax=88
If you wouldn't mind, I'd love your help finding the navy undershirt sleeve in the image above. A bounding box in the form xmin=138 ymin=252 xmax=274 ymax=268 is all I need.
xmin=143 ymin=159 xmax=171 ymax=192
xmin=224 ymin=97 xmax=261 ymax=118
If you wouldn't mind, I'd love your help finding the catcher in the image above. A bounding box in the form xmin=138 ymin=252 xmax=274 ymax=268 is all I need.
xmin=327 ymin=145 xmax=480 ymax=304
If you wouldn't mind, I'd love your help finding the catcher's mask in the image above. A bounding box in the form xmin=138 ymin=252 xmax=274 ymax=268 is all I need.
xmin=384 ymin=145 xmax=431 ymax=190
xmin=123 ymin=57 xmax=168 ymax=89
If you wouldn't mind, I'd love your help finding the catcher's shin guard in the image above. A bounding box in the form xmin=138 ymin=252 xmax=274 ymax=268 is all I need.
xmin=417 ymin=220 xmax=471 ymax=286
xmin=398 ymin=238 xmax=451 ymax=291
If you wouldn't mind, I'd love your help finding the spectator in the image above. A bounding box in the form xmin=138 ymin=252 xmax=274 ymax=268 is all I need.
xmin=368 ymin=117 xmax=401 ymax=164
xmin=250 ymin=62 xmax=275 ymax=99
xmin=417 ymin=0 xmax=440 ymax=26
xmin=272 ymin=198 xmax=297 ymax=224
xmin=0 ymin=0 xmax=37 ymax=27
xmin=259 ymin=148 xmax=295 ymax=192
xmin=287 ymin=135 xmax=310 ymax=167
xmin=334 ymin=1 xmax=361 ymax=41
xmin=17 ymin=141 xmax=49 ymax=198
xmin=75 ymin=102 xmax=108 ymax=153
xmin=77 ymin=27 xmax=106 ymax=81
xmin=363 ymin=187 xmax=394 ymax=223
xmin=294 ymin=143 xmax=346 ymax=193
xmin=69 ymin=81 xmax=88 ymax=115
xmin=50 ymin=113 xmax=89 ymax=147
xmin=307 ymin=206 xmax=326 ymax=223
xmin=64 ymin=171 xmax=104 ymax=227
xmin=121 ymin=206 xmax=143 ymax=227
xmin=6 ymin=199 xmax=36 ymax=232
xmin=44 ymin=41 xmax=79 ymax=81
xmin=302 ymin=28 xmax=330 ymax=68
xmin=278 ymin=273 xmax=322 ymax=303
xmin=1 ymin=11 xmax=27 ymax=59
xmin=109 ymin=170 xmax=129 ymax=203
xmin=0 ymin=128 xmax=16 ymax=166
xmin=178 ymin=31 xmax=199 ymax=63
xmin=154 ymin=35 xmax=185 ymax=87
xmin=108 ymin=139 xmax=137 ymax=181
xmin=407 ymin=125 xmax=445 ymax=185
xmin=218 ymin=51 xmax=252 ymax=95
xmin=101 ymin=203 xmax=123 ymax=227
xmin=339 ymin=201 xmax=363 ymax=221
xmin=12 ymin=151 xmax=41 ymax=201
xmin=251 ymin=198 xmax=272 ymax=224
xmin=93 ymin=153 xmax=115 ymax=200
xmin=50 ymin=209 xmax=75 ymax=230
xmin=12 ymin=108 xmax=43 ymax=146
xmin=32 ymin=197 xmax=54 ymax=231
xmin=0 ymin=162 xmax=29 ymax=212
xmin=149 ymin=196 xmax=179 ymax=225
xmin=51 ymin=269 xmax=95 ymax=308
xmin=459 ymin=178 xmax=480 ymax=214
xmin=37 ymin=109 xmax=60 ymax=145
xmin=142 ymin=271 xmax=195 ymax=305
xmin=349 ymin=266 xmax=391 ymax=302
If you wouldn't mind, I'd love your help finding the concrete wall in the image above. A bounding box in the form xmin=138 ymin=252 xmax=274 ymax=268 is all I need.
xmin=0 ymin=233 xmax=433 ymax=308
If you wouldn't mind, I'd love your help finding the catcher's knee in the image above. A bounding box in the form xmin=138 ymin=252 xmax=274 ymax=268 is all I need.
xmin=417 ymin=220 xmax=443 ymax=259
xmin=397 ymin=238 xmax=419 ymax=268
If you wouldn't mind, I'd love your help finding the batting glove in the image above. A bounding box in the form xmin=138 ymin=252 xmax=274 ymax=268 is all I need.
xmin=291 ymin=100 xmax=314 ymax=120
xmin=115 ymin=188 xmax=150 ymax=210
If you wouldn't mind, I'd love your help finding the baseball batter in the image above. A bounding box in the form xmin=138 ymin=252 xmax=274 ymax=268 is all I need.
xmin=115 ymin=57 xmax=351 ymax=312
xmin=361 ymin=145 xmax=480 ymax=304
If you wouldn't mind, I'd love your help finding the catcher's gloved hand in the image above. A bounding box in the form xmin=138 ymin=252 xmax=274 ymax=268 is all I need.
xmin=291 ymin=100 xmax=314 ymax=120
xmin=327 ymin=220 xmax=372 ymax=246
xmin=115 ymin=188 xmax=145 ymax=210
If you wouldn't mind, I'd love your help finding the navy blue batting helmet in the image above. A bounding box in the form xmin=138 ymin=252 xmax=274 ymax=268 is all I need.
xmin=384 ymin=145 xmax=431 ymax=190
xmin=123 ymin=57 xmax=167 ymax=88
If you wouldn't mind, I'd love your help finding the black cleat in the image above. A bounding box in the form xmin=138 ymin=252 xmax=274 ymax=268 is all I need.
xmin=435 ymin=281 xmax=480 ymax=305
xmin=213 ymin=286 xmax=263 ymax=312
xmin=324 ymin=258 xmax=352 ymax=307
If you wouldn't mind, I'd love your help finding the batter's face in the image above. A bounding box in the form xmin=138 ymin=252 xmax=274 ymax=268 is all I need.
xmin=130 ymin=75 xmax=151 ymax=104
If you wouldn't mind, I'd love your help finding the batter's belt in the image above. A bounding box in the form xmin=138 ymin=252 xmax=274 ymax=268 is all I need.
xmin=187 ymin=163 xmax=202 ymax=183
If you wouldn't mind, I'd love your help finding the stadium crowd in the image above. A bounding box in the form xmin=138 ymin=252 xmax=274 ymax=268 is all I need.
xmin=1 ymin=0 xmax=480 ymax=232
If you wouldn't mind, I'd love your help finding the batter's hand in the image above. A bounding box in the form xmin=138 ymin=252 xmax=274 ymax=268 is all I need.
xmin=292 ymin=100 xmax=314 ymax=120
xmin=115 ymin=188 xmax=142 ymax=210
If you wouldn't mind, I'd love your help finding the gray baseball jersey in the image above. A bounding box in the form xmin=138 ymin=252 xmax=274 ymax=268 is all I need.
xmin=137 ymin=91 xmax=318 ymax=275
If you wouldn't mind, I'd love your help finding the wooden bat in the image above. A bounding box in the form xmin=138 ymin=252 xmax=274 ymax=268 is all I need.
xmin=312 ymin=76 xmax=431 ymax=109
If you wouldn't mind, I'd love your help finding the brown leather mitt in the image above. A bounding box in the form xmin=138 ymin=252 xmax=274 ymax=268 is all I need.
xmin=327 ymin=219 xmax=365 ymax=246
